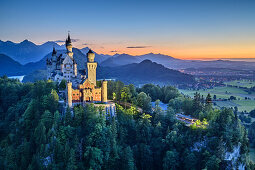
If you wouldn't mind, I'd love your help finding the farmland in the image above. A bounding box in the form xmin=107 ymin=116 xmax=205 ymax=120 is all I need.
xmin=179 ymin=86 xmax=255 ymax=112
xmin=225 ymin=80 xmax=255 ymax=88
xmin=250 ymin=147 xmax=255 ymax=163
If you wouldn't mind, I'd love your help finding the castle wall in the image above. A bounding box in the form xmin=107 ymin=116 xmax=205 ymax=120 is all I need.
xmin=93 ymin=88 xmax=102 ymax=101
xmin=72 ymin=89 xmax=81 ymax=102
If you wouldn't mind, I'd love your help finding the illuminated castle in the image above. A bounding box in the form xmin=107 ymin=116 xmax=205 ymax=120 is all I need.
xmin=46 ymin=34 xmax=108 ymax=107
xmin=66 ymin=49 xmax=108 ymax=107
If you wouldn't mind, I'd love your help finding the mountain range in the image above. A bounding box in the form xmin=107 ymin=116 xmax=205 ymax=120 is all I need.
xmin=97 ymin=60 xmax=195 ymax=85
xmin=1 ymin=39 xmax=255 ymax=84
xmin=1 ymin=39 xmax=255 ymax=71
xmin=101 ymin=53 xmax=255 ymax=70
xmin=0 ymin=40 xmax=65 ymax=64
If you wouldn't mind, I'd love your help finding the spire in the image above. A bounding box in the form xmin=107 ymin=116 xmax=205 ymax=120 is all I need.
xmin=66 ymin=32 xmax=71 ymax=45
xmin=88 ymin=49 xmax=94 ymax=54
xmin=52 ymin=47 xmax=57 ymax=55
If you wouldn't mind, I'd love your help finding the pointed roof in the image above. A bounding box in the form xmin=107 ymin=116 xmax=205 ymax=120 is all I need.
xmin=52 ymin=47 xmax=57 ymax=55
xmin=87 ymin=49 xmax=94 ymax=54
xmin=63 ymin=54 xmax=74 ymax=65
xmin=66 ymin=33 xmax=72 ymax=45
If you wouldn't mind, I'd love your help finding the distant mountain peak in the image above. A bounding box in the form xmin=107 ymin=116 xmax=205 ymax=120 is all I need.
xmin=140 ymin=59 xmax=153 ymax=64
xmin=21 ymin=39 xmax=30 ymax=43
xmin=81 ymin=47 xmax=90 ymax=50
xmin=20 ymin=39 xmax=36 ymax=46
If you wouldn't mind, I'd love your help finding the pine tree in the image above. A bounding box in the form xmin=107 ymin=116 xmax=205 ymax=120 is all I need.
xmin=205 ymin=93 xmax=212 ymax=109
xmin=41 ymin=110 xmax=53 ymax=130
xmin=67 ymin=148 xmax=77 ymax=170
xmin=163 ymin=150 xmax=179 ymax=170
xmin=122 ymin=146 xmax=135 ymax=170
xmin=34 ymin=122 xmax=46 ymax=145
xmin=65 ymin=107 xmax=72 ymax=126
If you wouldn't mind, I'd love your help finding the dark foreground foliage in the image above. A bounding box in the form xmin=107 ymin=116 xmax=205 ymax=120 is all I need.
xmin=0 ymin=77 xmax=254 ymax=169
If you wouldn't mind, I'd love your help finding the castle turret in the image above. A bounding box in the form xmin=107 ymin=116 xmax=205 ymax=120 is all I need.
xmin=87 ymin=49 xmax=95 ymax=62
xmin=67 ymin=82 xmax=73 ymax=107
xmin=101 ymin=80 xmax=107 ymax=103
xmin=87 ymin=49 xmax=97 ymax=85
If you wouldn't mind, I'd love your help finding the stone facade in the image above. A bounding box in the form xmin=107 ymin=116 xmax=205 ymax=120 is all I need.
xmin=47 ymin=33 xmax=79 ymax=83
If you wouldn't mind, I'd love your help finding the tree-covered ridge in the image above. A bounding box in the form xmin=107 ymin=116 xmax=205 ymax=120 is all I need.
xmin=0 ymin=77 xmax=254 ymax=169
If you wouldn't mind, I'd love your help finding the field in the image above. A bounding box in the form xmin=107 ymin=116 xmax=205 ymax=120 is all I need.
xmin=179 ymin=86 xmax=255 ymax=112
xmin=250 ymin=147 xmax=255 ymax=163
xmin=179 ymin=86 xmax=255 ymax=100
xmin=233 ymin=100 xmax=255 ymax=112
xmin=225 ymin=80 xmax=255 ymax=88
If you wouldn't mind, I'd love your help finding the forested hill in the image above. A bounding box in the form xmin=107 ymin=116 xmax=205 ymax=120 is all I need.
xmin=0 ymin=77 xmax=254 ymax=169
xmin=0 ymin=54 xmax=25 ymax=76
xmin=97 ymin=59 xmax=195 ymax=85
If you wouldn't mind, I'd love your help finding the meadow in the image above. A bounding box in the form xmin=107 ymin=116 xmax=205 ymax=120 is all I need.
xmin=250 ymin=147 xmax=255 ymax=163
xmin=225 ymin=80 xmax=255 ymax=88
xmin=179 ymin=86 xmax=255 ymax=112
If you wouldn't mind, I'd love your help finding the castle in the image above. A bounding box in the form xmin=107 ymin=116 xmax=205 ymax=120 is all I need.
xmin=46 ymin=33 xmax=79 ymax=83
xmin=46 ymin=34 xmax=108 ymax=108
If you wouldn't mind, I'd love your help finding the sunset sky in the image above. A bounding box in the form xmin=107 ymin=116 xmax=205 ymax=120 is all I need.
xmin=1 ymin=0 xmax=255 ymax=59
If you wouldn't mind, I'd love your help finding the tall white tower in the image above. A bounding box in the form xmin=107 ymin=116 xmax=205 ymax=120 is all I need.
xmin=87 ymin=49 xmax=97 ymax=86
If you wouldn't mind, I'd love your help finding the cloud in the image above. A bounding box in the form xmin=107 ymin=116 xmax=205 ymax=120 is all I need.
xmin=110 ymin=50 xmax=118 ymax=52
xmin=126 ymin=46 xmax=151 ymax=49
xmin=54 ymin=40 xmax=65 ymax=43
xmin=83 ymin=43 xmax=94 ymax=45
xmin=71 ymin=39 xmax=80 ymax=42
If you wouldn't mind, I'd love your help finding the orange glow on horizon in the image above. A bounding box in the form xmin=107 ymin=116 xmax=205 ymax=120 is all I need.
xmin=79 ymin=44 xmax=255 ymax=60
xmin=40 ymin=40 xmax=255 ymax=60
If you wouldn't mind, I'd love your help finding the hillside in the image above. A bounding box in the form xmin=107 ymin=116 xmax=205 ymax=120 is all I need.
xmin=0 ymin=54 xmax=26 ymax=76
xmin=98 ymin=60 xmax=195 ymax=85
xmin=101 ymin=54 xmax=142 ymax=67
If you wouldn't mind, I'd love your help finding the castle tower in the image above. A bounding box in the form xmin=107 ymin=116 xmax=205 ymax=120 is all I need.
xmin=66 ymin=33 xmax=73 ymax=58
xmin=67 ymin=82 xmax=73 ymax=107
xmin=87 ymin=49 xmax=97 ymax=85
xmin=101 ymin=80 xmax=108 ymax=103
xmin=51 ymin=47 xmax=57 ymax=70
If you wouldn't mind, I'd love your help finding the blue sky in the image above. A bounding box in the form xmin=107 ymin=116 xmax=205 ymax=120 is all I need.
xmin=1 ymin=0 xmax=255 ymax=59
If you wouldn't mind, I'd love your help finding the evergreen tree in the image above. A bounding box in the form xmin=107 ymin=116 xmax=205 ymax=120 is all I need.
xmin=121 ymin=146 xmax=135 ymax=170
xmin=65 ymin=107 xmax=72 ymax=126
xmin=34 ymin=122 xmax=46 ymax=145
xmin=67 ymin=148 xmax=77 ymax=170
xmin=163 ymin=150 xmax=179 ymax=170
